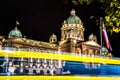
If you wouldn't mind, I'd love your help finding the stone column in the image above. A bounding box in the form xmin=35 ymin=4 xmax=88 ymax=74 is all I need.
xmin=20 ymin=57 xmax=24 ymax=73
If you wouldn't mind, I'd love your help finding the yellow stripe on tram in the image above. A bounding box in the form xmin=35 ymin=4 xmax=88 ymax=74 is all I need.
xmin=0 ymin=50 xmax=120 ymax=65
xmin=0 ymin=76 xmax=120 ymax=80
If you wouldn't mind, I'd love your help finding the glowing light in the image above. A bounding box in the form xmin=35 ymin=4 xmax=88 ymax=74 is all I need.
xmin=0 ymin=76 xmax=120 ymax=80
xmin=0 ymin=50 xmax=120 ymax=65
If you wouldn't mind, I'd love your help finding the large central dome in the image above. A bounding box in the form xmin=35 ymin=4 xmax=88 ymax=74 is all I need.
xmin=67 ymin=9 xmax=81 ymax=24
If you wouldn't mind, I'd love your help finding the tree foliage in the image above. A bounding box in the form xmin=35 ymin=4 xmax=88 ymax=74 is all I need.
xmin=72 ymin=0 xmax=120 ymax=34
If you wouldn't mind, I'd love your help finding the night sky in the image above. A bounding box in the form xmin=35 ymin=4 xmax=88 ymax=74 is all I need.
xmin=0 ymin=0 xmax=120 ymax=57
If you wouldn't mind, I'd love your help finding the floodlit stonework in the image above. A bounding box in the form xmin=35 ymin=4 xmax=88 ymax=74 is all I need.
xmin=0 ymin=9 xmax=112 ymax=75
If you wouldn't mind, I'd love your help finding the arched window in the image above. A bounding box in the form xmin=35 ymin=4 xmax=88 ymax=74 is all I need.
xmin=53 ymin=71 xmax=56 ymax=75
xmin=24 ymin=69 xmax=29 ymax=74
xmin=47 ymin=70 xmax=50 ymax=75
xmin=40 ymin=70 xmax=44 ymax=75
xmin=33 ymin=70 xmax=36 ymax=74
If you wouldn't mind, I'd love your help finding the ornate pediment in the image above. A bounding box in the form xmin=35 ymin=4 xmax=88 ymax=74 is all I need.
xmin=82 ymin=41 xmax=100 ymax=47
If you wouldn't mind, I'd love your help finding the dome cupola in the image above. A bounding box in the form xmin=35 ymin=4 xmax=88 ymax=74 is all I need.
xmin=67 ymin=9 xmax=81 ymax=24
xmin=8 ymin=27 xmax=22 ymax=38
xmin=100 ymin=46 xmax=109 ymax=56
xmin=49 ymin=33 xmax=57 ymax=43
xmin=61 ymin=9 xmax=85 ymax=41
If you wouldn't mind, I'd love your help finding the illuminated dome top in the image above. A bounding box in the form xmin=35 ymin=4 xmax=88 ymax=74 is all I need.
xmin=67 ymin=9 xmax=81 ymax=24
xmin=8 ymin=27 xmax=22 ymax=38
xmin=50 ymin=33 xmax=57 ymax=38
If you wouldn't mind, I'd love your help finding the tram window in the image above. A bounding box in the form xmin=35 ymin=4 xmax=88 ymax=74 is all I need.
xmin=14 ymin=69 xmax=19 ymax=74
xmin=13 ymin=61 xmax=20 ymax=65
xmin=0 ymin=58 xmax=4 ymax=65
xmin=0 ymin=66 xmax=3 ymax=73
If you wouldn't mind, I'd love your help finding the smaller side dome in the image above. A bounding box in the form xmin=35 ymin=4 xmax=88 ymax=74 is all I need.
xmin=49 ymin=33 xmax=57 ymax=43
xmin=8 ymin=27 xmax=22 ymax=38
xmin=88 ymin=33 xmax=97 ymax=42
xmin=100 ymin=46 xmax=113 ymax=57
xmin=100 ymin=46 xmax=108 ymax=54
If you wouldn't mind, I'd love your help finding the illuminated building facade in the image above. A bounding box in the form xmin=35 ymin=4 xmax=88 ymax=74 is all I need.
xmin=0 ymin=9 xmax=112 ymax=75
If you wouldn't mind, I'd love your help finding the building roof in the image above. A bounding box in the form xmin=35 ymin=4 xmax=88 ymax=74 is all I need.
xmin=8 ymin=27 xmax=22 ymax=38
xmin=59 ymin=40 xmax=67 ymax=45
xmin=83 ymin=41 xmax=100 ymax=47
xmin=50 ymin=33 xmax=57 ymax=38
xmin=67 ymin=9 xmax=82 ymax=24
